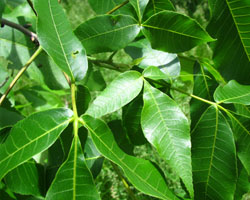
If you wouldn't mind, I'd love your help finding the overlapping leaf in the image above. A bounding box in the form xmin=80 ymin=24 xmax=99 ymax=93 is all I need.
xmin=214 ymin=80 xmax=250 ymax=105
xmin=129 ymin=0 xmax=149 ymax=21
xmin=142 ymin=11 xmax=214 ymax=53
xmin=192 ymin=106 xmax=237 ymax=200
xmin=5 ymin=160 xmax=43 ymax=196
xmin=141 ymin=81 xmax=193 ymax=198
xmin=34 ymin=0 xmax=88 ymax=81
xmin=0 ymin=0 xmax=5 ymax=19
xmin=74 ymin=14 xmax=140 ymax=54
xmin=0 ymin=108 xmax=73 ymax=180
xmin=86 ymin=71 xmax=143 ymax=118
xmin=207 ymin=0 xmax=250 ymax=83
xmin=0 ymin=108 xmax=23 ymax=131
xmin=46 ymin=136 xmax=100 ymax=200
xmin=82 ymin=115 xmax=179 ymax=200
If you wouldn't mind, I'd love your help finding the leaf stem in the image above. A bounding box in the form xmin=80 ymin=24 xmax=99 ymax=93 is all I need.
xmin=0 ymin=46 xmax=43 ymax=105
xmin=110 ymin=161 xmax=137 ymax=200
xmin=106 ymin=0 xmax=129 ymax=14
xmin=0 ymin=18 xmax=39 ymax=45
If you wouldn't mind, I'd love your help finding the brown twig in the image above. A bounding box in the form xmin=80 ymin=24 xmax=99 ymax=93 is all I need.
xmin=26 ymin=0 xmax=37 ymax=16
xmin=107 ymin=0 xmax=129 ymax=14
xmin=0 ymin=18 xmax=39 ymax=45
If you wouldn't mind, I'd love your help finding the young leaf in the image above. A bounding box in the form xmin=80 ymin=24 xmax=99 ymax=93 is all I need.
xmin=207 ymin=0 xmax=250 ymax=83
xmin=74 ymin=14 xmax=140 ymax=54
xmin=45 ymin=136 xmax=100 ymax=200
xmin=141 ymin=81 xmax=193 ymax=198
xmin=86 ymin=71 xmax=143 ymax=118
xmin=129 ymin=0 xmax=149 ymax=22
xmin=0 ymin=108 xmax=73 ymax=180
xmin=34 ymin=0 xmax=88 ymax=81
xmin=142 ymin=11 xmax=214 ymax=53
xmin=82 ymin=115 xmax=179 ymax=200
xmin=192 ymin=106 xmax=237 ymax=200
xmin=5 ymin=160 xmax=44 ymax=197
xmin=214 ymin=80 xmax=250 ymax=105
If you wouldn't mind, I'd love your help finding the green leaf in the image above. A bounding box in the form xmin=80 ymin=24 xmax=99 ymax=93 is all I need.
xmin=143 ymin=66 xmax=170 ymax=81
xmin=141 ymin=81 xmax=193 ymax=198
xmin=74 ymin=14 xmax=140 ymax=54
xmin=192 ymin=106 xmax=237 ymax=200
xmin=122 ymin=95 xmax=147 ymax=145
xmin=144 ymin=0 xmax=175 ymax=20
xmin=88 ymin=0 xmax=134 ymax=15
xmin=207 ymin=0 xmax=250 ymax=84
xmin=86 ymin=71 xmax=143 ymax=118
xmin=82 ymin=115 xmax=179 ymax=200
xmin=142 ymin=11 xmax=214 ymax=53
xmin=76 ymin=85 xmax=91 ymax=116
xmin=0 ymin=108 xmax=73 ymax=180
xmin=125 ymin=38 xmax=180 ymax=78
xmin=0 ymin=0 xmax=5 ymax=19
xmin=5 ymin=160 xmax=44 ymax=196
xmin=45 ymin=136 xmax=100 ymax=200
xmin=129 ymin=0 xmax=149 ymax=21
xmin=34 ymin=0 xmax=88 ymax=81
xmin=0 ymin=108 xmax=23 ymax=131
xmin=214 ymin=80 xmax=250 ymax=105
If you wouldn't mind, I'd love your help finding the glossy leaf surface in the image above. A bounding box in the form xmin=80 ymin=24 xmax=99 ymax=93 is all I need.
xmin=207 ymin=0 xmax=250 ymax=83
xmin=192 ymin=106 xmax=237 ymax=200
xmin=46 ymin=136 xmax=100 ymax=200
xmin=143 ymin=66 xmax=170 ymax=81
xmin=141 ymin=81 xmax=193 ymax=197
xmin=74 ymin=14 xmax=140 ymax=54
xmin=142 ymin=11 xmax=214 ymax=53
xmin=214 ymin=80 xmax=250 ymax=105
xmin=35 ymin=0 xmax=88 ymax=81
xmin=86 ymin=71 xmax=143 ymax=118
xmin=82 ymin=115 xmax=179 ymax=200
xmin=0 ymin=108 xmax=73 ymax=180
xmin=129 ymin=0 xmax=149 ymax=21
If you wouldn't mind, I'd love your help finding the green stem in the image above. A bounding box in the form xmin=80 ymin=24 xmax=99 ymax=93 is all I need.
xmin=71 ymin=83 xmax=79 ymax=137
xmin=0 ymin=46 xmax=43 ymax=106
xmin=107 ymin=0 xmax=129 ymax=14
xmin=110 ymin=162 xmax=137 ymax=200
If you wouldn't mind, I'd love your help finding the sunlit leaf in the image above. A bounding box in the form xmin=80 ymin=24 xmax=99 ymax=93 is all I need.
xmin=0 ymin=108 xmax=73 ymax=180
xmin=82 ymin=115 xmax=179 ymax=200
xmin=74 ymin=14 xmax=140 ymax=54
xmin=192 ymin=106 xmax=237 ymax=200
xmin=142 ymin=11 xmax=214 ymax=53
xmin=141 ymin=81 xmax=193 ymax=198
xmin=35 ymin=0 xmax=88 ymax=81
xmin=214 ymin=80 xmax=250 ymax=105
xmin=46 ymin=136 xmax=100 ymax=200
xmin=86 ymin=71 xmax=143 ymax=118
xmin=129 ymin=0 xmax=149 ymax=21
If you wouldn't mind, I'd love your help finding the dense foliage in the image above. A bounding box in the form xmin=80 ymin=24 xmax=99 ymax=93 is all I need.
xmin=1 ymin=0 xmax=250 ymax=199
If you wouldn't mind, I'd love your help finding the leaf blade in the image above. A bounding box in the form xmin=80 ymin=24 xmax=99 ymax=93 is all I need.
xmin=0 ymin=108 xmax=73 ymax=180
xmin=141 ymin=81 xmax=193 ymax=198
xmin=86 ymin=71 xmax=143 ymax=118
xmin=34 ymin=0 xmax=88 ymax=81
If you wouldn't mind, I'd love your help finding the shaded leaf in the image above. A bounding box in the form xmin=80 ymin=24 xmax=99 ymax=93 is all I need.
xmin=0 ymin=107 xmax=23 ymax=131
xmin=207 ymin=0 xmax=250 ymax=84
xmin=141 ymin=81 xmax=193 ymax=198
xmin=122 ymin=95 xmax=147 ymax=145
xmin=0 ymin=108 xmax=73 ymax=180
xmin=5 ymin=160 xmax=44 ymax=196
xmin=35 ymin=0 xmax=88 ymax=81
xmin=142 ymin=11 xmax=214 ymax=53
xmin=76 ymin=85 xmax=91 ymax=116
xmin=214 ymin=80 xmax=250 ymax=105
xmin=129 ymin=0 xmax=149 ymax=21
xmin=82 ymin=115 xmax=179 ymax=200
xmin=192 ymin=106 xmax=237 ymax=200
xmin=45 ymin=136 xmax=100 ymax=200
xmin=88 ymin=0 xmax=134 ymax=16
xmin=74 ymin=14 xmax=140 ymax=54
xmin=86 ymin=71 xmax=143 ymax=118
xmin=0 ymin=0 xmax=5 ymax=19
